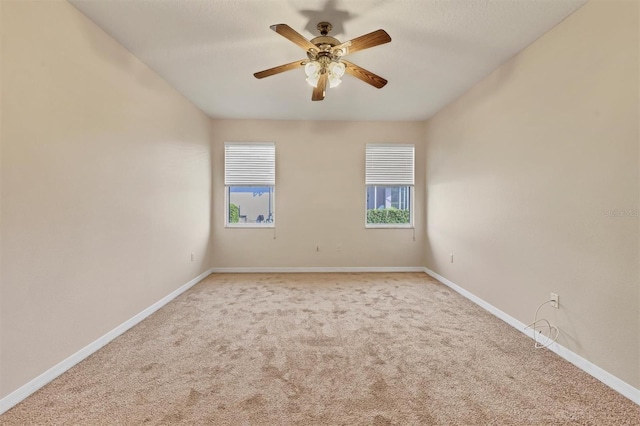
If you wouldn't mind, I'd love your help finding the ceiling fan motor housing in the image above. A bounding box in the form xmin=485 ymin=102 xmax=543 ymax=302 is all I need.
xmin=310 ymin=36 xmax=340 ymax=49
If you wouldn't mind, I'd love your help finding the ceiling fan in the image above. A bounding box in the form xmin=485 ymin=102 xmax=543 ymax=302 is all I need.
xmin=254 ymin=22 xmax=391 ymax=101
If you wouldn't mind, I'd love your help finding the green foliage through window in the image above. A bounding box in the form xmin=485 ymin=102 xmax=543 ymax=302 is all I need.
xmin=229 ymin=203 xmax=239 ymax=223
xmin=367 ymin=208 xmax=410 ymax=224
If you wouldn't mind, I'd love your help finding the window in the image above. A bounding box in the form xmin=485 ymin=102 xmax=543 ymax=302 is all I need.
xmin=365 ymin=144 xmax=414 ymax=227
xmin=225 ymin=142 xmax=275 ymax=227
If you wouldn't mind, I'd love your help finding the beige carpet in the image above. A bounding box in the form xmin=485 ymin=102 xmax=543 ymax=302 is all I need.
xmin=1 ymin=273 xmax=638 ymax=425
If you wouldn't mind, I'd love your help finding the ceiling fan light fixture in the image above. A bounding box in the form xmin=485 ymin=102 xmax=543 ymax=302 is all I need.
xmin=328 ymin=74 xmax=342 ymax=88
xmin=304 ymin=61 xmax=321 ymax=87
xmin=328 ymin=61 xmax=345 ymax=78
xmin=306 ymin=74 xmax=320 ymax=87
xmin=304 ymin=61 xmax=320 ymax=77
xmin=254 ymin=22 xmax=391 ymax=100
xmin=327 ymin=61 xmax=345 ymax=88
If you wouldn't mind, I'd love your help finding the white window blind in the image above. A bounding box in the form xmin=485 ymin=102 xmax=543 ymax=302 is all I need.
xmin=365 ymin=144 xmax=415 ymax=185
xmin=225 ymin=143 xmax=275 ymax=185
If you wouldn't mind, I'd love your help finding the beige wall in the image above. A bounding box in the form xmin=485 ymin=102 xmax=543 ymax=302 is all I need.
xmin=0 ymin=0 xmax=212 ymax=398
xmin=211 ymin=120 xmax=425 ymax=268
xmin=424 ymin=0 xmax=639 ymax=389
xmin=0 ymin=0 xmax=4 ymax=396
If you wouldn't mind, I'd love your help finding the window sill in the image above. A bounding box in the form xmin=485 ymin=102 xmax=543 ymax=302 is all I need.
xmin=225 ymin=224 xmax=275 ymax=229
xmin=365 ymin=224 xmax=414 ymax=229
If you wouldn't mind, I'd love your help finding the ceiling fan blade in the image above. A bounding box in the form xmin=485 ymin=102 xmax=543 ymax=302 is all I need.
xmin=341 ymin=29 xmax=391 ymax=55
xmin=270 ymin=24 xmax=317 ymax=52
xmin=254 ymin=60 xmax=305 ymax=79
xmin=312 ymin=73 xmax=328 ymax=101
xmin=342 ymin=60 xmax=388 ymax=89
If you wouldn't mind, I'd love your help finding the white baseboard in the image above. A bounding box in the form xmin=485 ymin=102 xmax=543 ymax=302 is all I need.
xmin=210 ymin=266 xmax=426 ymax=273
xmin=423 ymin=267 xmax=640 ymax=406
xmin=0 ymin=268 xmax=214 ymax=416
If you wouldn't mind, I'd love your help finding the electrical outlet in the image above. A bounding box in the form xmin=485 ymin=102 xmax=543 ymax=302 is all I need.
xmin=450 ymin=253 xmax=454 ymax=263
xmin=190 ymin=252 xmax=194 ymax=262
xmin=550 ymin=292 xmax=559 ymax=309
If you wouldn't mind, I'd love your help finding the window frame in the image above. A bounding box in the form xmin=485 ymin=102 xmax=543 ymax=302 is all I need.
xmin=224 ymin=142 xmax=275 ymax=228
xmin=364 ymin=144 xmax=415 ymax=229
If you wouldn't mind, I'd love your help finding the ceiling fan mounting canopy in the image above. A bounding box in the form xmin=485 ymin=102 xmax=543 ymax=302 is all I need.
xmin=253 ymin=21 xmax=391 ymax=101
xmin=317 ymin=21 xmax=332 ymax=36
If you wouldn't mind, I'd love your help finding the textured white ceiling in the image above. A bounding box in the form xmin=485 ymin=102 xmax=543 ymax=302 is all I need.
xmin=69 ymin=0 xmax=587 ymax=121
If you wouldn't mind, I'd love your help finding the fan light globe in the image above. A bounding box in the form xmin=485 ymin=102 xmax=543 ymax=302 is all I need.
xmin=329 ymin=61 xmax=345 ymax=78
xmin=304 ymin=61 xmax=319 ymax=76
xmin=306 ymin=75 xmax=320 ymax=87
xmin=304 ymin=61 xmax=321 ymax=87
xmin=328 ymin=74 xmax=342 ymax=88
xmin=327 ymin=61 xmax=345 ymax=88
